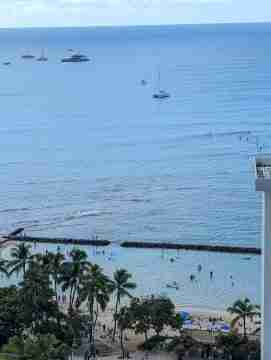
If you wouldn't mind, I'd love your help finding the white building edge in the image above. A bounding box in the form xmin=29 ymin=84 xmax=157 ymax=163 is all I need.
xmin=255 ymin=154 xmax=271 ymax=360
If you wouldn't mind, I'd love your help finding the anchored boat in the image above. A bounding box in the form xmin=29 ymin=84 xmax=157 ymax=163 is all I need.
xmin=153 ymin=69 xmax=170 ymax=99
xmin=61 ymin=53 xmax=90 ymax=63
xmin=37 ymin=49 xmax=48 ymax=62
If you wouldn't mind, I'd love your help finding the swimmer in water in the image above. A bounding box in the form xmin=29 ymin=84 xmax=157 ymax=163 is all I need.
xmin=190 ymin=274 xmax=195 ymax=281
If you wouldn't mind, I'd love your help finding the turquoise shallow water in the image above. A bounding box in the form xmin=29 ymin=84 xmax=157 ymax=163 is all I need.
xmin=0 ymin=23 xmax=270 ymax=308
xmin=0 ymin=243 xmax=260 ymax=310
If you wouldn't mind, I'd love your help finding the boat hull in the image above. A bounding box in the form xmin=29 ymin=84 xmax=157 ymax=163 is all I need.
xmin=61 ymin=58 xmax=90 ymax=63
xmin=153 ymin=94 xmax=170 ymax=99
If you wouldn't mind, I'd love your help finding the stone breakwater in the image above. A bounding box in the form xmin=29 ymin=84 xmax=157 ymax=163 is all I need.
xmin=120 ymin=241 xmax=261 ymax=255
xmin=3 ymin=235 xmax=110 ymax=247
xmin=1 ymin=235 xmax=261 ymax=255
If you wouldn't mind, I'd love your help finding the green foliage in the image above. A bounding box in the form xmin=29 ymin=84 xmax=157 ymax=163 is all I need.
xmin=0 ymin=286 xmax=24 ymax=347
xmin=165 ymin=334 xmax=197 ymax=353
xmin=170 ymin=313 xmax=185 ymax=334
xmin=8 ymin=242 xmax=32 ymax=278
xmin=129 ymin=295 xmax=175 ymax=340
xmin=112 ymin=269 xmax=136 ymax=342
xmin=59 ymin=248 xmax=89 ymax=312
xmin=19 ymin=260 xmax=59 ymax=334
xmin=0 ymin=244 xmax=260 ymax=360
xmin=148 ymin=295 xmax=175 ymax=335
xmin=129 ymin=297 xmax=152 ymax=340
xmin=138 ymin=335 xmax=168 ymax=351
xmin=79 ymin=263 xmax=113 ymax=351
xmin=227 ymin=298 xmax=259 ymax=337
xmin=117 ymin=306 xmax=134 ymax=359
xmin=117 ymin=306 xmax=133 ymax=332
xmin=1 ymin=334 xmax=70 ymax=360
xmin=216 ymin=332 xmax=243 ymax=358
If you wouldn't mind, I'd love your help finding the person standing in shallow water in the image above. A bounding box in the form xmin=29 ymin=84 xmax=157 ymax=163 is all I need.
xmin=210 ymin=271 xmax=213 ymax=280
xmin=190 ymin=274 xmax=195 ymax=281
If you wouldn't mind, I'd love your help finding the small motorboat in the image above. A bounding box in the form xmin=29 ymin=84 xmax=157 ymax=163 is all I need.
xmin=61 ymin=53 xmax=90 ymax=63
xmin=166 ymin=281 xmax=179 ymax=290
xmin=21 ymin=54 xmax=35 ymax=59
xmin=153 ymin=90 xmax=170 ymax=99
xmin=3 ymin=62 xmax=11 ymax=66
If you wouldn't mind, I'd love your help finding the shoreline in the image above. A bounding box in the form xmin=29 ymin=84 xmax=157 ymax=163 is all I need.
xmin=0 ymin=240 xmax=260 ymax=313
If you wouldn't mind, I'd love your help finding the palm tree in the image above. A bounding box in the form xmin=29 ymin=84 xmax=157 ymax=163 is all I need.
xmin=117 ymin=306 xmax=133 ymax=359
xmin=0 ymin=259 xmax=8 ymax=278
xmin=8 ymin=242 xmax=32 ymax=279
xmin=79 ymin=263 xmax=113 ymax=356
xmin=40 ymin=251 xmax=65 ymax=301
xmin=59 ymin=248 xmax=89 ymax=312
xmin=227 ymin=298 xmax=259 ymax=338
xmin=20 ymin=260 xmax=57 ymax=334
xmin=252 ymin=305 xmax=261 ymax=335
xmin=112 ymin=269 xmax=136 ymax=342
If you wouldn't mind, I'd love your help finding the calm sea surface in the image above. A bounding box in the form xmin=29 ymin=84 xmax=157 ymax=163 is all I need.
xmin=0 ymin=23 xmax=269 ymax=309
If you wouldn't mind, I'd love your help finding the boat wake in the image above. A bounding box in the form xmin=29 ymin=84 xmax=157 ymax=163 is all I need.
xmin=0 ymin=207 xmax=30 ymax=214
xmin=64 ymin=209 xmax=112 ymax=221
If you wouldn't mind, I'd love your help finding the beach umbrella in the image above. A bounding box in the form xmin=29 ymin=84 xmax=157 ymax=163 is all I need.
xmin=221 ymin=324 xmax=231 ymax=333
xmin=180 ymin=311 xmax=190 ymax=320
xmin=183 ymin=320 xmax=193 ymax=330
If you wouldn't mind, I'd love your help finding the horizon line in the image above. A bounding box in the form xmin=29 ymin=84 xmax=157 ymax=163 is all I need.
xmin=0 ymin=20 xmax=270 ymax=31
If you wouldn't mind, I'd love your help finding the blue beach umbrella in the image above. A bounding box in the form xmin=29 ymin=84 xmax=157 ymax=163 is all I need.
xmin=179 ymin=311 xmax=190 ymax=320
xmin=221 ymin=324 xmax=231 ymax=332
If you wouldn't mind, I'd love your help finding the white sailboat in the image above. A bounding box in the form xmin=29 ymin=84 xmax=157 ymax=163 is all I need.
xmin=153 ymin=69 xmax=170 ymax=99
xmin=37 ymin=49 xmax=48 ymax=62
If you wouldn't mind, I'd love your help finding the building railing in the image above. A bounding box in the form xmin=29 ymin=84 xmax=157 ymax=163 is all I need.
xmin=256 ymin=165 xmax=271 ymax=179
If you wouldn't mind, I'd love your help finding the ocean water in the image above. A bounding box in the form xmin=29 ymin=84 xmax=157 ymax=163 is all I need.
xmin=0 ymin=23 xmax=270 ymax=309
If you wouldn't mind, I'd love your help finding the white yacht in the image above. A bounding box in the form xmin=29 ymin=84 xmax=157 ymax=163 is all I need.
xmin=61 ymin=53 xmax=90 ymax=63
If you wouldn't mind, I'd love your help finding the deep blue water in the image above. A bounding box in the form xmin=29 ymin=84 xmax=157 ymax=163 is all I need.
xmin=0 ymin=23 xmax=269 ymax=308
xmin=0 ymin=23 xmax=268 ymax=245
